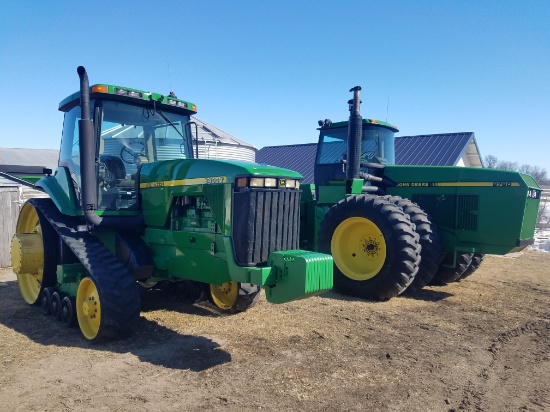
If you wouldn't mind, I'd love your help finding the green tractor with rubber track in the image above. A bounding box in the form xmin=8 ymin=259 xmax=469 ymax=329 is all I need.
xmin=300 ymin=86 xmax=541 ymax=300
xmin=10 ymin=66 xmax=333 ymax=341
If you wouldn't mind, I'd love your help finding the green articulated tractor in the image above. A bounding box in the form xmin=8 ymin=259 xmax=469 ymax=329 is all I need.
xmin=300 ymin=86 xmax=541 ymax=301
xmin=10 ymin=66 xmax=333 ymax=341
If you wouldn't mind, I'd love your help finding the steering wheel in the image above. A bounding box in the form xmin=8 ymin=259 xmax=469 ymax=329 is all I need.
xmin=120 ymin=141 xmax=147 ymax=164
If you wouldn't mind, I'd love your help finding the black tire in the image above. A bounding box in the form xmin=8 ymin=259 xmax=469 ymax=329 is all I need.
xmin=61 ymin=296 xmax=77 ymax=327
xmin=430 ymin=253 xmax=474 ymax=285
xmin=41 ymin=287 xmax=55 ymax=315
xmin=208 ymin=282 xmax=261 ymax=314
xmin=76 ymin=272 xmax=140 ymax=342
xmin=381 ymin=196 xmax=442 ymax=293
xmin=318 ymin=194 xmax=421 ymax=301
xmin=50 ymin=291 xmax=64 ymax=320
xmin=459 ymin=253 xmax=485 ymax=281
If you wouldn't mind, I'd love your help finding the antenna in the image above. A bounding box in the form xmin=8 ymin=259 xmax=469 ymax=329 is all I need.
xmin=167 ymin=57 xmax=172 ymax=91
xmin=386 ymin=97 xmax=389 ymax=122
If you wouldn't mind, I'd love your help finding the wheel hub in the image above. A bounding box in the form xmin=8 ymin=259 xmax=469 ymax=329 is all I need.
xmin=82 ymin=296 xmax=98 ymax=318
xmin=362 ymin=237 xmax=380 ymax=258
xmin=11 ymin=233 xmax=44 ymax=274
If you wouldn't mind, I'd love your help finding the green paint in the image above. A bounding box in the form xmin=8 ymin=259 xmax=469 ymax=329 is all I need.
xmin=302 ymin=118 xmax=541 ymax=260
xmin=56 ymin=263 xmax=86 ymax=297
xmin=265 ymin=250 xmax=333 ymax=304
xmin=41 ymin=80 xmax=334 ymax=308
xmin=385 ymin=165 xmax=541 ymax=254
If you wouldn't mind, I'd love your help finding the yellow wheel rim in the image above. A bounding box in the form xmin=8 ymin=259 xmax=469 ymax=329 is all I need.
xmin=210 ymin=281 xmax=238 ymax=310
xmin=331 ymin=216 xmax=387 ymax=281
xmin=13 ymin=203 xmax=45 ymax=304
xmin=76 ymin=277 xmax=102 ymax=340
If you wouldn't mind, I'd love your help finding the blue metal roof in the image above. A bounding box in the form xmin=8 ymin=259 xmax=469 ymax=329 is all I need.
xmin=395 ymin=132 xmax=475 ymax=166
xmin=256 ymin=143 xmax=317 ymax=183
xmin=256 ymin=132 xmax=480 ymax=184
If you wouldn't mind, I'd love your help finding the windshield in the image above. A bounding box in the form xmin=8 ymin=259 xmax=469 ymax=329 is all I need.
xmin=98 ymin=100 xmax=193 ymax=175
xmin=317 ymin=124 xmax=395 ymax=165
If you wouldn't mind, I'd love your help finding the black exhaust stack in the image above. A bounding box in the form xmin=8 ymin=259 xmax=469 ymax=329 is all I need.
xmin=347 ymin=86 xmax=362 ymax=181
xmin=77 ymin=66 xmax=143 ymax=231
xmin=77 ymin=66 xmax=102 ymax=229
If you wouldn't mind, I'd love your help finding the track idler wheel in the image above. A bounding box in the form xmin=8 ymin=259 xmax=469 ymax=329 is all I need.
xmin=76 ymin=274 xmax=140 ymax=342
xmin=11 ymin=202 xmax=58 ymax=305
xmin=76 ymin=277 xmax=103 ymax=340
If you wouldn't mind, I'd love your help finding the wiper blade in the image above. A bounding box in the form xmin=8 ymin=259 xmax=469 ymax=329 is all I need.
xmin=156 ymin=109 xmax=185 ymax=140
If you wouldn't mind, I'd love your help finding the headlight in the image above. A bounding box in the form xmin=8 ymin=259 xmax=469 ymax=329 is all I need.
xmin=235 ymin=177 xmax=301 ymax=189
xmin=250 ymin=177 xmax=264 ymax=187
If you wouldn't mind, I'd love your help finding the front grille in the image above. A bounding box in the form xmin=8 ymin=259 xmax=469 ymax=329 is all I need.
xmin=412 ymin=194 xmax=479 ymax=231
xmin=456 ymin=195 xmax=479 ymax=231
xmin=232 ymin=189 xmax=300 ymax=266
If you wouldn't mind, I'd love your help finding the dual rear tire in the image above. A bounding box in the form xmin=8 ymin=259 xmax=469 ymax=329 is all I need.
xmin=318 ymin=195 xmax=421 ymax=301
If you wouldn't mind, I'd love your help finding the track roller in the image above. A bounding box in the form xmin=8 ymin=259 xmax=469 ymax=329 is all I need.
xmin=50 ymin=291 xmax=64 ymax=320
xmin=61 ymin=296 xmax=77 ymax=327
xmin=41 ymin=287 xmax=55 ymax=315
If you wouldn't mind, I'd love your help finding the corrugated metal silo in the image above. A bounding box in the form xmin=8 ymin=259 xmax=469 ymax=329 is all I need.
xmin=191 ymin=117 xmax=257 ymax=162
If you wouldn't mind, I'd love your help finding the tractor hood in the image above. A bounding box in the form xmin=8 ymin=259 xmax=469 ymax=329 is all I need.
xmin=139 ymin=158 xmax=303 ymax=188
xmin=139 ymin=158 xmax=303 ymax=228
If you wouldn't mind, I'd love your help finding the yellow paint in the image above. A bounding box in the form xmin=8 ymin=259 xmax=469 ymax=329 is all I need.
xmin=331 ymin=217 xmax=387 ymax=281
xmin=140 ymin=176 xmax=227 ymax=189
xmin=210 ymin=281 xmax=238 ymax=310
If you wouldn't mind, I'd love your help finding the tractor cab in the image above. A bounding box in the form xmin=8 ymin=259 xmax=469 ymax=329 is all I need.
xmin=314 ymin=118 xmax=398 ymax=201
xmin=57 ymin=85 xmax=197 ymax=212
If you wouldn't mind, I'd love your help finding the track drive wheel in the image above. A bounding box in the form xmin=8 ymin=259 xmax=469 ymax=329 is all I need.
xmin=11 ymin=201 xmax=58 ymax=305
xmin=76 ymin=275 xmax=140 ymax=342
xmin=459 ymin=253 xmax=485 ymax=281
xmin=430 ymin=253 xmax=474 ymax=285
xmin=318 ymin=194 xmax=421 ymax=301
xmin=381 ymin=196 xmax=442 ymax=293
xmin=208 ymin=282 xmax=261 ymax=314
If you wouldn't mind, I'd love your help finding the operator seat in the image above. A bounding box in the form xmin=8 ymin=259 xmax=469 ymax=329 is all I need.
xmin=99 ymin=155 xmax=126 ymax=184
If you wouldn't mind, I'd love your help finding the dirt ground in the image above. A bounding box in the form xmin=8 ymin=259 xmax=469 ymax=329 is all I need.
xmin=1 ymin=250 xmax=549 ymax=412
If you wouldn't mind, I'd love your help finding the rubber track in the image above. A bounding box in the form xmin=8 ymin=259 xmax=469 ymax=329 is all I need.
xmin=29 ymin=198 xmax=140 ymax=340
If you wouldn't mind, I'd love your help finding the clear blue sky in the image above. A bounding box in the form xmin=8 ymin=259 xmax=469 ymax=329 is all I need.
xmin=1 ymin=0 xmax=549 ymax=172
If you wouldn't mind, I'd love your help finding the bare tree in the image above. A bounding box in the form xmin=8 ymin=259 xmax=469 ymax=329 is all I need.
xmin=483 ymin=155 xmax=547 ymax=185
xmin=521 ymin=165 xmax=548 ymax=184
xmin=537 ymin=199 xmax=549 ymax=229
xmin=484 ymin=155 xmax=498 ymax=168
xmin=497 ymin=160 xmax=519 ymax=171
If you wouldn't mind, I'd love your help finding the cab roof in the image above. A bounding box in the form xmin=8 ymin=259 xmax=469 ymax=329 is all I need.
xmin=58 ymin=84 xmax=197 ymax=115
